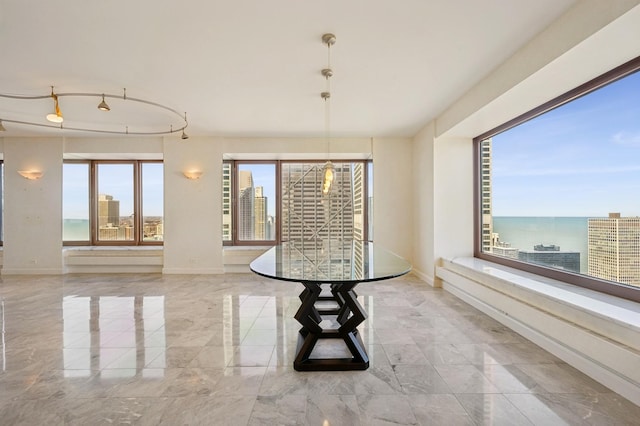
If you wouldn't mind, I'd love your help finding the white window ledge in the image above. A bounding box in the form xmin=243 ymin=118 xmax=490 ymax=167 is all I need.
xmin=223 ymin=246 xmax=270 ymax=273
xmin=436 ymin=257 xmax=640 ymax=406
xmin=445 ymin=257 xmax=640 ymax=341
xmin=63 ymin=246 xmax=163 ymax=273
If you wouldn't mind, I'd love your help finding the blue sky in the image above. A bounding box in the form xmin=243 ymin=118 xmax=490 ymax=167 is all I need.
xmin=492 ymin=69 xmax=640 ymax=217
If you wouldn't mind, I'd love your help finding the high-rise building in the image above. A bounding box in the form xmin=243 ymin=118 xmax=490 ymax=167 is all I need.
xmin=254 ymin=186 xmax=267 ymax=240
xmin=352 ymin=163 xmax=365 ymax=242
xmin=518 ymin=244 xmax=580 ymax=273
xmin=98 ymin=194 xmax=120 ymax=227
xmin=281 ymin=162 xmax=360 ymax=244
xmin=491 ymin=233 xmax=519 ymax=259
xmin=588 ymin=213 xmax=640 ymax=287
xmin=222 ymin=163 xmax=232 ymax=241
xmin=237 ymin=170 xmax=255 ymax=240
xmin=480 ymin=139 xmax=493 ymax=253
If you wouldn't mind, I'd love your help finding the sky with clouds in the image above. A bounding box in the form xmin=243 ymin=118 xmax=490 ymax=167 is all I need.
xmin=491 ymin=69 xmax=640 ymax=217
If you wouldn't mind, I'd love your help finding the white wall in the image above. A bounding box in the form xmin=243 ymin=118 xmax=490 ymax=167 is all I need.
xmin=163 ymin=136 xmax=224 ymax=274
xmin=3 ymin=138 xmax=63 ymax=274
xmin=411 ymin=122 xmax=435 ymax=284
xmin=371 ymin=138 xmax=413 ymax=260
xmin=432 ymin=136 xmax=474 ymax=266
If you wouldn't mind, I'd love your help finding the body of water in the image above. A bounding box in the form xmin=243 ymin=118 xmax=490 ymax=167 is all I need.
xmin=493 ymin=217 xmax=589 ymax=273
xmin=63 ymin=219 xmax=90 ymax=241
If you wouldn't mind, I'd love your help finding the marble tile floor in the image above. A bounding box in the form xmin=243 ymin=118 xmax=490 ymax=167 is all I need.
xmin=0 ymin=273 xmax=638 ymax=425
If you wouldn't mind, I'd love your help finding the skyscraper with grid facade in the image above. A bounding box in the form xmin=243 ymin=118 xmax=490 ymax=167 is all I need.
xmin=280 ymin=162 xmax=363 ymax=245
xmin=588 ymin=213 xmax=640 ymax=287
xmin=480 ymin=139 xmax=493 ymax=253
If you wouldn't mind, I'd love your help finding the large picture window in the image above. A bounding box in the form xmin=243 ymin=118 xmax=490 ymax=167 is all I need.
xmin=475 ymin=56 xmax=640 ymax=302
xmin=63 ymin=160 xmax=163 ymax=245
xmin=224 ymin=160 xmax=371 ymax=245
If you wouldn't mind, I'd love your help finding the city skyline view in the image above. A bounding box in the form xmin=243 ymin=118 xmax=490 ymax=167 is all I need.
xmin=491 ymin=69 xmax=640 ymax=217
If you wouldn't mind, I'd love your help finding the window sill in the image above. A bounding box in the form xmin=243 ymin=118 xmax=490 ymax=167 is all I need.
xmin=443 ymin=257 xmax=640 ymax=339
xmin=63 ymin=246 xmax=163 ymax=273
xmin=223 ymin=246 xmax=270 ymax=273
xmin=436 ymin=256 xmax=640 ymax=406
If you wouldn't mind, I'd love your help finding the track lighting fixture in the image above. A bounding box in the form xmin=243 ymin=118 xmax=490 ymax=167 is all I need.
xmin=45 ymin=87 xmax=63 ymax=123
xmin=181 ymin=112 xmax=189 ymax=139
xmin=0 ymin=87 xmax=188 ymax=137
xmin=97 ymin=94 xmax=110 ymax=111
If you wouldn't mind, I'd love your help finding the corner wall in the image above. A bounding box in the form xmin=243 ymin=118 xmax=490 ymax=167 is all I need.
xmin=411 ymin=122 xmax=435 ymax=285
xmin=372 ymin=137 xmax=413 ymax=260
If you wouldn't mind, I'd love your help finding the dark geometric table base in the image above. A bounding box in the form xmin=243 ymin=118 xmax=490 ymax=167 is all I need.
xmin=293 ymin=281 xmax=369 ymax=371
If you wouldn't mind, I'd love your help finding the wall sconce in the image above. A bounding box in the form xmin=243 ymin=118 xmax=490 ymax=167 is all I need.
xmin=183 ymin=170 xmax=203 ymax=180
xmin=18 ymin=170 xmax=44 ymax=180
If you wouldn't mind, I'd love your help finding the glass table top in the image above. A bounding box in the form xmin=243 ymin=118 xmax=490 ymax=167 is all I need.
xmin=250 ymin=240 xmax=412 ymax=283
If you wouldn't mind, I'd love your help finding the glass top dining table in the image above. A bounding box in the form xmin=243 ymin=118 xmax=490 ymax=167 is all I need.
xmin=250 ymin=240 xmax=412 ymax=371
xmin=249 ymin=240 xmax=412 ymax=284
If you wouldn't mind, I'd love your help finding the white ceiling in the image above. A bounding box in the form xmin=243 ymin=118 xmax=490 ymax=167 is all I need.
xmin=0 ymin=0 xmax=577 ymax=139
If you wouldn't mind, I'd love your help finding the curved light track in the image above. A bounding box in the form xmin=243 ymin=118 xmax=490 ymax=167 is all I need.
xmin=0 ymin=89 xmax=188 ymax=137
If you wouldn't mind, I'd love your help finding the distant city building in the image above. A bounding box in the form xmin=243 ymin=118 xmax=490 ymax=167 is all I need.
xmin=518 ymin=244 xmax=580 ymax=273
xmin=222 ymin=163 xmax=232 ymax=241
xmin=588 ymin=213 xmax=640 ymax=287
xmin=266 ymin=215 xmax=275 ymax=240
xmin=254 ymin=186 xmax=267 ymax=240
xmin=352 ymin=163 xmax=365 ymax=242
xmin=237 ymin=170 xmax=255 ymax=240
xmin=481 ymin=139 xmax=493 ymax=253
xmin=491 ymin=233 xmax=519 ymax=259
xmin=281 ymin=162 xmax=359 ymax=244
xmin=98 ymin=194 xmax=120 ymax=227
xmin=144 ymin=220 xmax=164 ymax=241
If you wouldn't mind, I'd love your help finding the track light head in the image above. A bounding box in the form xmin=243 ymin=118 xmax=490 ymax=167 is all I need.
xmin=98 ymin=94 xmax=110 ymax=111
xmin=46 ymin=91 xmax=63 ymax=123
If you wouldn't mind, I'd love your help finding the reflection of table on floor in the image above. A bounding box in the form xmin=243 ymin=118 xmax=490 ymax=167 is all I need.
xmin=250 ymin=240 xmax=412 ymax=371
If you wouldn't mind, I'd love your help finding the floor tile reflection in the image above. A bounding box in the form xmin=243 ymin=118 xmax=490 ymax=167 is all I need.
xmin=0 ymin=273 xmax=638 ymax=425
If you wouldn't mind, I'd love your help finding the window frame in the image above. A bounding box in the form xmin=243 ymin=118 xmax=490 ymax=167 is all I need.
xmin=473 ymin=55 xmax=640 ymax=303
xmin=63 ymin=159 xmax=163 ymax=246
xmin=224 ymin=159 xmax=371 ymax=246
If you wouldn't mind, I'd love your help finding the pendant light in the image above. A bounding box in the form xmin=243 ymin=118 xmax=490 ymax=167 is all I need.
xmin=321 ymin=33 xmax=336 ymax=196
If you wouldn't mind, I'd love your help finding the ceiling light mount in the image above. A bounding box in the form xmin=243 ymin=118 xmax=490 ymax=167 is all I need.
xmin=322 ymin=33 xmax=336 ymax=46
xmin=0 ymin=86 xmax=188 ymax=137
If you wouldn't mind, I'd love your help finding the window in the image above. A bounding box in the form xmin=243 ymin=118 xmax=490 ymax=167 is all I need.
xmin=224 ymin=160 xmax=371 ymax=245
xmin=63 ymin=160 xmax=163 ymax=245
xmin=475 ymin=56 xmax=640 ymax=302
xmin=63 ymin=162 xmax=90 ymax=241
xmin=0 ymin=161 xmax=3 ymax=244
